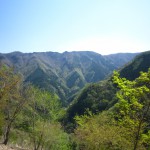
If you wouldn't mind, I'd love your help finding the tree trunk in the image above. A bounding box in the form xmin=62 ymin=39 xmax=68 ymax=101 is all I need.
xmin=133 ymin=120 xmax=142 ymax=150
xmin=3 ymin=123 xmax=11 ymax=145
xmin=133 ymin=102 xmax=150 ymax=150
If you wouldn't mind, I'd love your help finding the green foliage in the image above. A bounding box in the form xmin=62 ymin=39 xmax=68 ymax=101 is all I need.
xmin=0 ymin=51 xmax=149 ymax=149
xmin=28 ymin=121 xmax=71 ymax=150
xmin=13 ymin=86 xmax=71 ymax=150
xmin=113 ymin=69 xmax=150 ymax=149
xmin=0 ymin=65 xmax=29 ymax=144
xmin=10 ymin=121 xmax=72 ymax=150
xmin=65 ymin=79 xmax=117 ymax=126
xmin=0 ymin=66 xmax=71 ymax=149
xmin=74 ymin=112 xmax=133 ymax=150
xmin=141 ymin=131 xmax=150 ymax=146
xmin=27 ymin=86 xmax=63 ymax=121
xmin=73 ymin=68 xmax=150 ymax=150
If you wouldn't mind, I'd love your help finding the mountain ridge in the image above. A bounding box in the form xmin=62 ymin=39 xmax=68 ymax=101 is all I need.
xmin=64 ymin=50 xmax=150 ymax=125
xmin=120 ymin=50 xmax=150 ymax=80
xmin=0 ymin=51 xmax=138 ymax=104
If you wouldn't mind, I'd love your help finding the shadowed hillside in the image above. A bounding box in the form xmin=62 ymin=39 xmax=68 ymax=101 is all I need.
xmin=65 ymin=50 xmax=150 ymax=124
xmin=120 ymin=51 xmax=150 ymax=80
xmin=0 ymin=51 xmax=137 ymax=104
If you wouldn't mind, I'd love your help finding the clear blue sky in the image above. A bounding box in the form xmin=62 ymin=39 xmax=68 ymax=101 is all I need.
xmin=0 ymin=0 xmax=150 ymax=54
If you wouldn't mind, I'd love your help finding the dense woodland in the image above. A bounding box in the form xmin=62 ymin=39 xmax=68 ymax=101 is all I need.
xmin=0 ymin=51 xmax=137 ymax=105
xmin=0 ymin=51 xmax=150 ymax=150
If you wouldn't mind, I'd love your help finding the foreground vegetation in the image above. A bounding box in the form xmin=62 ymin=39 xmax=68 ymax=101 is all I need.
xmin=0 ymin=65 xmax=150 ymax=149
xmin=74 ymin=69 xmax=150 ymax=149
xmin=0 ymin=66 xmax=71 ymax=149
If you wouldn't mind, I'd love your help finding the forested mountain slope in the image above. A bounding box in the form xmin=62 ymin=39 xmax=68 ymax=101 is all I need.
xmin=0 ymin=51 xmax=149 ymax=149
xmin=120 ymin=50 xmax=150 ymax=80
xmin=0 ymin=51 xmax=137 ymax=104
xmin=104 ymin=52 xmax=138 ymax=68
xmin=65 ymin=51 xmax=150 ymax=123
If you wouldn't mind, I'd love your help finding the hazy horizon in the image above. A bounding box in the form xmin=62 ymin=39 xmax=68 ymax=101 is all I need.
xmin=0 ymin=0 xmax=150 ymax=55
xmin=0 ymin=49 xmax=145 ymax=56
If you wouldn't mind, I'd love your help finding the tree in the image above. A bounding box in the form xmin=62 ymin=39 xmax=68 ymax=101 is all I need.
xmin=74 ymin=111 xmax=132 ymax=150
xmin=0 ymin=66 xmax=30 ymax=145
xmin=74 ymin=69 xmax=150 ymax=150
xmin=20 ymin=86 xmax=69 ymax=150
xmin=113 ymin=69 xmax=150 ymax=149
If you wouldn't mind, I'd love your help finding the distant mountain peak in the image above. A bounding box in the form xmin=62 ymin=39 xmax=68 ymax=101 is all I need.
xmin=0 ymin=50 xmax=139 ymax=104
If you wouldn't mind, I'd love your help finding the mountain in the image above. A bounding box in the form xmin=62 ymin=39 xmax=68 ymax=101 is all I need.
xmin=0 ymin=51 xmax=137 ymax=104
xmin=120 ymin=51 xmax=150 ymax=80
xmin=64 ymin=79 xmax=117 ymax=125
xmin=104 ymin=52 xmax=138 ymax=68
xmin=64 ymin=51 xmax=150 ymax=126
